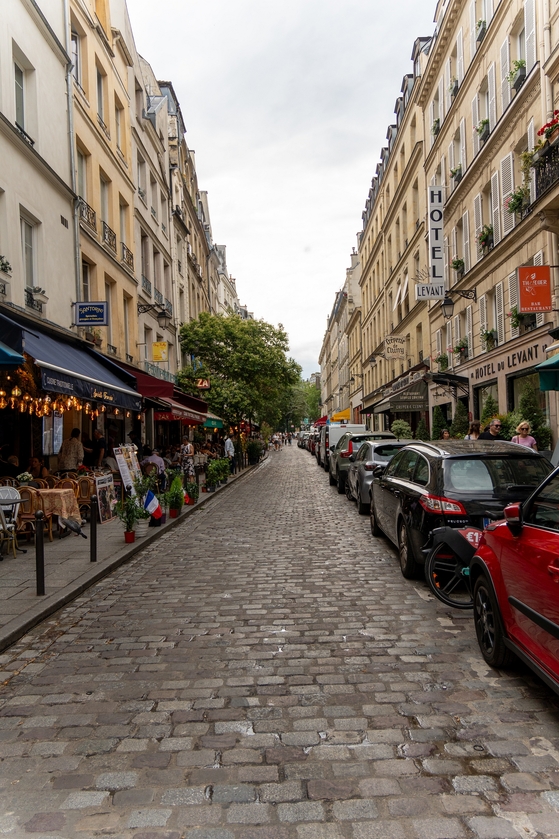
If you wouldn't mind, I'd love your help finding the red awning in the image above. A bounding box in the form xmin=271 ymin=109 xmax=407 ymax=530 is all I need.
xmin=109 ymin=360 xmax=207 ymax=413
xmin=156 ymin=398 xmax=205 ymax=424
xmin=314 ymin=415 xmax=328 ymax=426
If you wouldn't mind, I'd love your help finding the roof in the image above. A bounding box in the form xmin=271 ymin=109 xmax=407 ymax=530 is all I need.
xmin=403 ymin=441 xmax=545 ymax=457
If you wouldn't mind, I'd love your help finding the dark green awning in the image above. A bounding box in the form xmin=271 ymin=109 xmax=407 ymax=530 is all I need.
xmin=0 ymin=340 xmax=25 ymax=369
xmin=535 ymin=353 xmax=559 ymax=391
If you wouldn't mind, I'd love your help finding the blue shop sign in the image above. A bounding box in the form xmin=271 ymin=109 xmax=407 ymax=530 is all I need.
xmin=75 ymin=302 xmax=108 ymax=325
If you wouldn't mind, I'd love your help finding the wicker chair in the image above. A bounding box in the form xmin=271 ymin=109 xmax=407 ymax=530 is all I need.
xmin=17 ymin=487 xmax=54 ymax=542
xmin=55 ymin=478 xmax=78 ymax=495
xmin=76 ymin=476 xmax=93 ymax=520
xmin=0 ymin=507 xmax=18 ymax=558
xmin=44 ymin=475 xmax=57 ymax=488
xmin=0 ymin=477 xmax=18 ymax=486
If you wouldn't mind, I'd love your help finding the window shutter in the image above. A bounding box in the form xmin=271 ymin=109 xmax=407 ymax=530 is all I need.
xmin=487 ymin=0 xmax=494 ymax=21
xmin=441 ymin=154 xmax=447 ymax=190
xmin=436 ymin=328 xmax=442 ymax=357
xmin=500 ymin=39 xmax=511 ymax=112
xmin=488 ymin=63 xmax=497 ymax=130
xmin=448 ymin=143 xmax=454 ymax=183
xmin=444 ymin=235 xmax=449 ymax=288
xmin=474 ymin=193 xmax=483 ymax=261
xmin=508 ymin=271 xmax=520 ymax=339
xmin=528 ymin=118 xmax=536 ymax=203
xmin=457 ymin=30 xmax=464 ymax=83
xmin=463 ymin=211 xmax=470 ymax=272
xmin=453 ymin=314 xmax=461 ymax=346
xmin=460 ymin=118 xmax=467 ymax=170
xmin=496 ymin=282 xmax=505 ymax=346
xmin=501 ymin=152 xmax=515 ymax=236
xmin=438 ymin=78 xmax=445 ymax=122
xmin=472 ymin=95 xmax=480 ymax=155
xmin=525 ymin=0 xmax=536 ymax=71
xmin=446 ymin=321 xmax=454 ymax=368
xmin=393 ymin=284 xmax=402 ymax=310
xmin=452 ymin=226 xmax=458 ymax=263
xmin=491 ymin=171 xmax=501 ymax=245
xmin=534 ymin=250 xmax=545 ymax=326
xmin=466 ymin=305 xmax=473 ymax=355
xmin=470 ymin=0 xmax=477 ymax=60
xmin=445 ymin=59 xmax=452 ymax=114
xmin=479 ymin=294 xmax=488 ymax=351
xmin=429 ymin=101 xmax=434 ymax=147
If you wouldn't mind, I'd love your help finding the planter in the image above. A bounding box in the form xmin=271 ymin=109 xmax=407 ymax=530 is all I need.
xmin=459 ymin=348 xmax=468 ymax=362
xmin=160 ymin=513 xmax=167 ymax=524
xmin=479 ymin=124 xmax=490 ymax=143
xmin=481 ymin=238 xmax=493 ymax=253
xmin=201 ymin=486 xmax=207 ymax=493
xmin=169 ymin=507 xmax=180 ymax=518
xmin=511 ymin=66 xmax=526 ymax=92
xmin=185 ymin=497 xmax=195 ymax=505
xmin=135 ymin=519 xmax=150 ymax=538
xmin=450 ymin=80 xmax=459 ymax=99
xmin=124 ymin=530 xmax=135 ymax=544
xmin=207 ymin=485 xmax=216 ymax=493
xmin=476 ymin=22 xmax=486 ymax=43
xmin=451 ymin=170 xmax=462 ymax=184
xmin=532 ymin=144 xmax=551 ymax=165
xmin=220 ymin=478 xmax=228 ymax=485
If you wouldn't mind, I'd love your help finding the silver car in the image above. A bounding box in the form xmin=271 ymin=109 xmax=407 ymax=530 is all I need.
xmin=346 ymin=439 xmax=413 ymax=514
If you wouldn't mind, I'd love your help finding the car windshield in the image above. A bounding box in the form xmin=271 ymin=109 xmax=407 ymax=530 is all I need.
xmin=373 ymin=444 xmax=405 ymax=461
xmin=444 ymin=456 xmax=550 ymax=494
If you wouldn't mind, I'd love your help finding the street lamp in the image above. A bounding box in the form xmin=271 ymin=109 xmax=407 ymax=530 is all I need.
xmin=137 ymin=303 xmax=172 ymax=329
xmin=440 ymin=287 xmax=477 ymax=319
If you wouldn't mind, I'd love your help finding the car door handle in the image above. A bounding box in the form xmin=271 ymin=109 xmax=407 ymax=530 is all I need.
xmin=393 ymin=490 xmax=401 ymax=498
xmin=548 ymin=561 xmax=559 ymax=580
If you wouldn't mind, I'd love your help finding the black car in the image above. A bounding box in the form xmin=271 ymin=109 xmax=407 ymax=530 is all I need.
xmin=369 ymin=441 xmax=553 ymax=579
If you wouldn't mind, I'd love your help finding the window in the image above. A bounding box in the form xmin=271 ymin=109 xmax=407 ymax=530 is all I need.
xmin=15 ymin=63 xmax=24 ymax=129
xmin=105 ymin=281 xmax=112 ymax=344
xmin=115 ymin=102 xmax=122 ymax=149
xmin=100 ymin=175 xmax=109 ymax=223
xmin=21 ymin=218 xmax=34 ymax=286
xmin=77 ymin=149 xmax=87 ymax=199
xmin=71 ymin=30 xmax=81 ymax=85
xmin=119 ymin=202 xmax=127 ymax=245
xmin=82 ymin=261 xmax=90 ymax=302
xmin=123 ymin=295 xmax=130 ymax=356
xmin=525 ymin=474 xmax=559 ymax=531
xmin=96 ymin=67 xmax=104 ymax=121
xmin=137 ymin=153 xmax=146 ymax=199
xmin=393 ymin=450 xmax=420 ymax=481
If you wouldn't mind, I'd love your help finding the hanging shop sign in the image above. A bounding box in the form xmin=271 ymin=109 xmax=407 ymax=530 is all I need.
xmin=415 ymin=282 xmax=445 ymax=300
xmin=518 ymin=266 xmax=552 ymax=313
xmin=196 ymin=379 xmax=211 ymax=389
xmin=152 ymin=341 xmax=168 ymax=362
xmin=74 ymin=302 xmax=108 ymax=326
xmin=384 ymin=335 xmax=406 ymax=359
xmin=428 ymin=186 xmax=445 ymax=284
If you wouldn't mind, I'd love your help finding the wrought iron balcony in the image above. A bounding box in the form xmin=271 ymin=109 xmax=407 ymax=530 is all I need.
xmin=141 ymin=274 xmax=152 ymax=296
xmin=154 ymin=288 xmax=163 ymax=305
xmin=143 ymin=360 xmax=177 ymax=383
xmin=79 ymin=199 xmax=96 ymax=230
xmin=165 ymin=298 xmax=173 ymax=316
xmin=102 ymin=221 xmax=117 ymax=253
xmin=177 ymin=260 xmax=182 ymax=275
xmin=107 ymin=344 xmax=118 ymax=355
xmin=121 ymin=242 xmax=134 ymax=270
xmin=126 ymin=353 xmax=133 ymax=363
xmin=535 ymin=141 xmax=559 ymax=200
xmin=25 ymin=290 xmax=43 ymax=312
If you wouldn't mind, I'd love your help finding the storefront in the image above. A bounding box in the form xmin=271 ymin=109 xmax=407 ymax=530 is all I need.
xmin=363 ymin=364 xmax=429 ymax=434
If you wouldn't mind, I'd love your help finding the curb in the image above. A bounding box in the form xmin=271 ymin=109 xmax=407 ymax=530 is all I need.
xmin=0 ymin=463 xmax=259 ymax=653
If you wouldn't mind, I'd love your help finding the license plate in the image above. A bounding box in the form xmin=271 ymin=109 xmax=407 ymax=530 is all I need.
xmin=482 ymin=517 xmax=491 ymax=529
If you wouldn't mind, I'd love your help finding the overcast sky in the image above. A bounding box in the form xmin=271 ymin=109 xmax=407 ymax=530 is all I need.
xmin=127 ymin=0 xmax=436 ymax=378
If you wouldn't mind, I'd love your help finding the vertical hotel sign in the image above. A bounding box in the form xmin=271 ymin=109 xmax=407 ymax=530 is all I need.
xmin=428 ymin=186 xmax=445 ymax=285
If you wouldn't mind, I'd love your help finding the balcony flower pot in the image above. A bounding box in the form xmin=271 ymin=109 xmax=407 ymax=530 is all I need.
xmin=511 ymin=65 xmax=526 ymax=92
xmin=450 ymin=166 xmax=462 ymax=184
xmin=476 ymin=20 xmax=486 ymax=42
xmin=124 ymin=530 xmax=135 ymax=544
xmin=478 ymin=123 xmax=490 ymax=143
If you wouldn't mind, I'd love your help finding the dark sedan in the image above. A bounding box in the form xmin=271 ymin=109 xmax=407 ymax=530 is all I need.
xmin=370 ymin=441 xmax=552 ymax=579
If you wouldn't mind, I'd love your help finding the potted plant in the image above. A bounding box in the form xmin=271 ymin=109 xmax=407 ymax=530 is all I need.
xmin=431 ymin=118 xmax=440 ymax=136
xmin=216 ymin=458 xmax=230 ymax=484
xmin=450 ymin=165 xmax=462 ymax=184
xmin=115 ymin=494 xmax=139 ymax=543
xmin=453 ymin=337 xmax=468 ymax=361
xmin=536 ymin=109 xmax=559 ymax=146
xmin=481 ymin=328 xmax=497 ymax=351
xmin=476 ymin=118 xmax=490 ymax=142
xmin=17 ymin=471 xmax=33 ymax=486
xmin=27 ymin=286 xmax=49 ymax=305
xmin=0 ymin=256 xmax=12 ymax=275
xmin=504 ymin=185 xmax=530 ymax=217
xmin=451 ymin=257 xmax=465 ymax=279
xmin=507 ymin=306 xmax=525 ymax=330
xmin=168 ymin=475 xmax=184 ymax=516
xmin=449 ymin=77 xmax=459 ymax=99
xmin=205 ymin=459 xmax=221 ymax=492
xmin=476 ymin=19 xmax=486 ymax=42
xmin=478 ymin=224 xmax=493 ymax=252
xmin=157 ymin=490 xmax=169 ymax=524
xmin=435 ymin=353 xmax=449 ymax=372
xmin=507 ymin=59 xmax=526 ymax=92
xmin=135 ymin=505 xmax=151 ymax=538
xmin=184 ymin=481 xmax=199 ymax=505
xmin=247 ymin=440 xmax=263 ymax=465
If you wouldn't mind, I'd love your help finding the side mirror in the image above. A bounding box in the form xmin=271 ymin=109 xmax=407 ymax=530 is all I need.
xmin=373 ymin=465 xmax=386 ymax=477
xmin=349 ymin=454 xmax=355 ymax=462
xmin=330 ymin=445 xmax=335 ymax=452
xmin=504 ymin=502 xmax=523 ymax=536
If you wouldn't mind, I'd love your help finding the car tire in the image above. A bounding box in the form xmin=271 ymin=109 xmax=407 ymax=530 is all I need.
xmin=370 ymin=501 xmax=382 ymax=536
xmin=398 ymin=520 xmax=420 ymax=579
xmin=424 ymin=542 xmax=474 ymax=609
xmin=473 ymin=574 xmax=516 ymax=668
xmin=329 ymin=468 xmax=336 ymax=486
xmin=336 ymin=471 xmax=345 ymax=494
xmin=357 ymin=490 xmax=369 ymax=515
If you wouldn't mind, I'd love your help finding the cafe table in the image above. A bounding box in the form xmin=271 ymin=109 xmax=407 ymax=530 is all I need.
xmin=35 ymin=488 xmax=81 ymax=526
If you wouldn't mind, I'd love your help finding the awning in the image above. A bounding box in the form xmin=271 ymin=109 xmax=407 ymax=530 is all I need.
xmin=331 ymin=408 xmax=350 ymax=421
xmin=0 ymin=314 xmax=143 ymax=411
xmin=314 ymin=415 xmax=328 ymax=426
xmin=156 ymin=398 xmax=205 ymax=424
xmin=535 ymin=353 xmax=559 ymax=391
xmin=0 ymin=340 xmax=25 ymax=369
xmin=372 ymin=380 xmax=428 ymax=414
xmin=204 ymin=412 xmax=224 ymax=429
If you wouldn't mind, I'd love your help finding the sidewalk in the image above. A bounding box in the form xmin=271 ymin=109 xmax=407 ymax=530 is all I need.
xmin=0 ymin=465 xmax=256 ymax=653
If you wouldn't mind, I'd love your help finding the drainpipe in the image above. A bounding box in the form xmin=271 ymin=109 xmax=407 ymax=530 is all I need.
xmin=542 ymin=0 xmax=553 ymax=121
xmin=63 ymin=0 xmax=81 ymax=309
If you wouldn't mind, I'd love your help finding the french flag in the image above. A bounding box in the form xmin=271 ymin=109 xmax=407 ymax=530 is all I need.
xmin=144 ymin=490 xmax=162 ymax=519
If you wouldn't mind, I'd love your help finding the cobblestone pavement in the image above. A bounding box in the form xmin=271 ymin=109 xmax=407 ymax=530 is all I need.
xmin=1 ymin=446 xmax=559 ymax=839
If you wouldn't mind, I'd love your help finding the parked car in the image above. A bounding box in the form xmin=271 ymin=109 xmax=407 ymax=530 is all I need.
xmin=328 ymin=432 xmax=378 ymax=493
xmin=318 ymin=423 xmax=367 ymax=470
xmin=369 ymin=441 xmax=552 ymax=579
xmin=470 ymin=466 xmax=559 ymax=695
xmin=346 ymin=439 xmax=413 ymax=513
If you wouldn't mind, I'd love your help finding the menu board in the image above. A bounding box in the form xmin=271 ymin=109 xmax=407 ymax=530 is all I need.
xmin=42 ymin=412 xmax=63 ymax=456
xmin=95 ymin=474 xmax=117 ymax=524
xmin=113 ymin=444 xmax=142 ymax=495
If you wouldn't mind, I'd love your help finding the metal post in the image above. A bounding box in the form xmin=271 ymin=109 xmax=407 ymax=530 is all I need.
xmin=35 ymin=510 xmax=45 ymax=596
xmin=90 ymin=495 xmax=98 ymax=563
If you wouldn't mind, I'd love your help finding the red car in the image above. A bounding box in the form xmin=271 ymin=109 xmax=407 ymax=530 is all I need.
xmin=470 ymin=466 xmax=559 ymax=695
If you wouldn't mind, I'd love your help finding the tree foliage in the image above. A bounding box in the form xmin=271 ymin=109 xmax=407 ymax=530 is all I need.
xmin=450 ymin=400 xmax=469 ymax=438
xmin=518 ymin=381 xmax=552 ymax=449
xmin=277 ymin=380 xmax=321 ymax=430
xmin=391 ymin=419 xmax=412 ymax=440
xmin=178 ymin=313 xmax=301 ymax=428
xmin=480 ymin=394 xmax=499 ymax=426
xmin=415 ymin=417 xmax=430 ymax=441
xmin=431 ymin=405 xmax=448 ymax=440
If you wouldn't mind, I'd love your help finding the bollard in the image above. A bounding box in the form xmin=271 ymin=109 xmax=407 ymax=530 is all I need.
xmin=90 ymin=495 xmax=98 ymax=563
xmin=35 ymin=510 xmax=45 ymax=596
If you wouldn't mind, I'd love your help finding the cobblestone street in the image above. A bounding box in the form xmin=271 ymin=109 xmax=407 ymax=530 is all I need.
xmin=1 ymin=445 xmax=559 ymax=839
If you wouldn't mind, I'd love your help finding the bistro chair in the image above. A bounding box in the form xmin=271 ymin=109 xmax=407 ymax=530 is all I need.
xmin=0 ymin=507 xmax=18 ymax=558
xmin=76 ymin=476 xmax=93 ymax=520
xmin=0 ymin=486 xmax=21 ymax=526
xmin=0 ymin=477 xmax=18 ymax=487
xmin=17 ymin=487 xmax=54 ymax=543
xmin=31 ymin=479 xmax=49 ymax=489
xmin=44 ymin=475 xmax=57 ymax=488
xmin=55 ymin=478 xmax=78 ymax=495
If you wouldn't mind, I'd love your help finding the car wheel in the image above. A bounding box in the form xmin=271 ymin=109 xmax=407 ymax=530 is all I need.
xmin=370 ymin=501 xmax=382 ymax=536
xmin=336 ymin=471 xmax=345 ymax=494
xmin=329 ymin=467 xmax=336 ymax=485
xmin=345 ymin=480 xmax=354 ymax=502
xmin=357 ymin=490 xmax=369 ymax=516
xmin=398 ymin=520 xmax=420 ymax=579
xmin=473 ymin=575 xmax=515 ymax=668
xmin=424 ymin=542 xmax=474 ymax=609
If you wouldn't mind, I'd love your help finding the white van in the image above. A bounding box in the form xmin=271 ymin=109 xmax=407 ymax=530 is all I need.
xmin=318 ymin=423 xmax=366 ymax=470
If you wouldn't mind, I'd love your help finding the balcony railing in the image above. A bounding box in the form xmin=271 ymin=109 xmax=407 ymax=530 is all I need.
xmin=165 ymin=298 xmax=173 ymax=316
xmin=25 ymin=290 xmax=43 ymax=312
xmin=143 ymin=360 xmax=177 ymax=383
xmin=154 ymin=288 xmax=163 ymax=305
xmin=121 ymin=242 xmax=134 ymax=270
xmin=0 ymin=281 xmax=7 ymax=296
xmin=107 ymin=344 xmax=118 ymax=355
xmin=126 ymin=353 xmax=133 ymax=363
xmin=141 ymin=275 xmax=152 ymax=296
xmin=97 ymin=113 xmax=110 ymax=139
xmin=177 ymin=260 xmax=182 ymax=275
xmin=535 ymin=141 xmax=559 ymax=200
xmin=102 ymin=221 xmax=117 ymax=253
xmin=79 ymin=199 xmax=97 ymax=231
xmin=15 ymin=122 xmax=35 ymax=147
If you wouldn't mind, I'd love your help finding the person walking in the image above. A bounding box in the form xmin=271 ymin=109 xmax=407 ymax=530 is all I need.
xmin=58 ymin=428 xmax=85 ymax=472
xmin=181 ymin=436 xmax=195 ymax=479
xmin=511 ymin=421 xmax=538 ymax=450
xmin=224 ymin=434 xmax=235 ymax=474
xmin=464 ymin=420 xmax=481 ymax=440
xmin=478 ymin=419 xmax=505 ymax=440
xmin=92 ymin=428 xmax=106 ymax=468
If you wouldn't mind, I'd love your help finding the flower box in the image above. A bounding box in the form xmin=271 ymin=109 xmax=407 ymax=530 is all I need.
xmin=479 ymin=124 xmax=490 ymax=143
xmin=511 ymin=65 xmax=526 ymax=92
xmin=476 ymin=21 xmax=486 ymax=43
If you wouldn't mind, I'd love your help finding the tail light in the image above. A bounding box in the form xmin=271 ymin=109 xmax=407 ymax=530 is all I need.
xmin=364 ymin=461 xmax=376 ymax=471
xmin=339 ymin=441 xmax=353 ymax=458
xmin=419 ymin=493 xmax=467 ymax=515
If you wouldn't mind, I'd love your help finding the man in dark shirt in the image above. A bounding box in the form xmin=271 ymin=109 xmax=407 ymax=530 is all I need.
xmin=478 ymin=419 xmax=505 ymax=440
xmin=92 ymin=429 xmax=106 ymax=468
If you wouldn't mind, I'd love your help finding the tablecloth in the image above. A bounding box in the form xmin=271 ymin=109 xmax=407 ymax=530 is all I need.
xmin=36 ymin=488 xmax=81 ymax=525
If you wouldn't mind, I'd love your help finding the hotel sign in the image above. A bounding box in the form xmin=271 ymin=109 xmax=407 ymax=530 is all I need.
xmin=518 ymin=266 xmax=552 ymax=313
xmin=74 ymin=302 xmax=108 ymax=325
xmin=428 ymin=186 xmax=445 ymax=284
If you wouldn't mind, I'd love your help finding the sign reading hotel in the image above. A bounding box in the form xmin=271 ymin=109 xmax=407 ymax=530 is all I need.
xmin=384 ymin=335 xmax=406 ymax=359
xmin=74 ymin=302 xmax=108 ymax=325
xmin=416 ymin=186 xmax=446 ymax=301
xmin=152 ymin=341 xmax=168 ymax=362
xmin=518 ymin=266 xmax=552 ymax=313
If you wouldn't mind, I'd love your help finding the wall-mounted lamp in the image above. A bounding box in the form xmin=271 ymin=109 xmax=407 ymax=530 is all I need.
xmin=441 ymin=287 xmax=477 ymax=320
xmin=137 ymin=303 xmax=172 ymax=329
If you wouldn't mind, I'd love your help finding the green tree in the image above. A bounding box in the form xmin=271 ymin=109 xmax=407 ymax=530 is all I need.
xmin=179 ymin=313 xmax=301 ymax=428
xmin=391 ymin=419 xmax=412 ymax=439
xmin=518 ymin=381 xmax=552 ymax=449
xmin=480 ymin=393 xmax=499 ymax=426
xmin=415 ymin=417 xmax=430 ymax=440
xmin=450 ymin=400 xmax=469 ymax=438
xmin=431 ymin=405 xmax=448 ymax=440
xmin=278 ymin=380 xmax=321 ymax=430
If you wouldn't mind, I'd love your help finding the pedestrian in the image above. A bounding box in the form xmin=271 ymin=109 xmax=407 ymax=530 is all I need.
xmin=478 ymin=418 xmax=505 ymax=440
xmin=181 ymin=435 xmax=195 ymax=479
xmin=441 ymin=429 xmax=451 ymax=440
xmin=58 ymin=427 xmax=84 ymax=472
xmin=224 ymin=433 xmax=235 ymax=474
xmin=464 ymin=420 xmax=481 ymax=440
xmin=92 ymin=428 xmax=106 ymax=468
xmin=511 ymin=421 xmax=538 ymax=450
